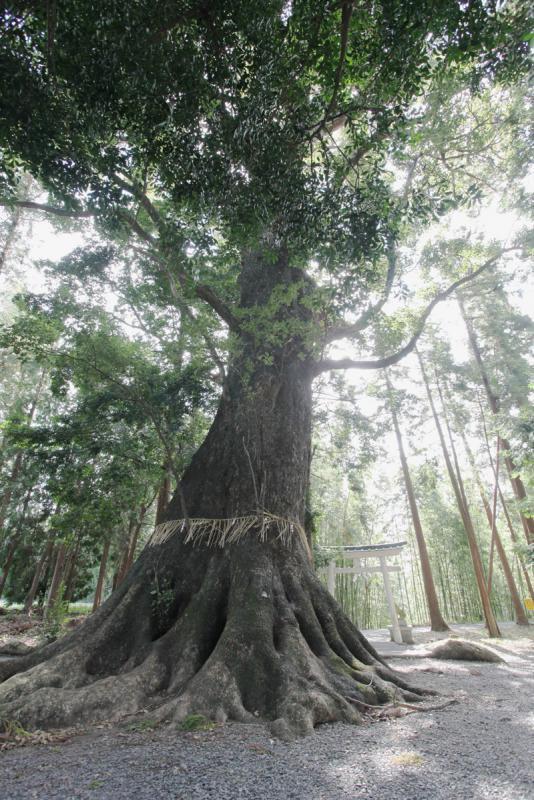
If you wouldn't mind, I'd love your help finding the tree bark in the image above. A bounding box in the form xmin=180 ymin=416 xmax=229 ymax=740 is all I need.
xmin=155 ymin=468 xmax=171 ymax=525
xmin=417 ymin=349 xmax=501 ymax=637
xmin=0 ymin=540 xmax=17 ymax=598
xmin=480 ymin=492 xmax=529 ymax=625
xmin=92 ymin=539 xmax=111 ymax=612
xmin=478 ymin=407 xmax=534 ymax=597
xmin=116 ymin=500 xmax=154 ymax=585
xmin=63 ymin=539 xmax=82 ymax=604
xmin=385 ymin=372 xmax=449 ymax=632
xmin=0 ymin=452 xmax=25 ymax=537
xmin=0 ymin=247 xmax=425 ymax=738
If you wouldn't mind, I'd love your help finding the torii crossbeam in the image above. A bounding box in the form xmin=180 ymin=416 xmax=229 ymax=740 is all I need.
xmin=319 ymin=541 xmax=407 ymax=644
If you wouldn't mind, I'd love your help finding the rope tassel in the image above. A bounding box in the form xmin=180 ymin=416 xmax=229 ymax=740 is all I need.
xmin=147 ymin=512 xmax=307 ymax=551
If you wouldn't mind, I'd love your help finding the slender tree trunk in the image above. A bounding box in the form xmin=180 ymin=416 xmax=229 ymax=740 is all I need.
xmin=115 ymin=501 xmax=151 ymax=587
xmin=0 ymin=541 xmax=17 ymax=597
xmin=63 ymin=539 xmax=82 ymax=603
xmin=122 ymin=517 xmax=143 ymax=576
xmin=0 ymin=368 xmax=45 ymax=536
xmin=0 ymin=481 xmax=34 ymax=596
xmin=24 ymin=539 xmax=54 ymax=614
xmin=417 ymin=349 xmax=500 ymax=637
xmin=437 ymin=377 xmax=501 ymax=635
xmin=155 ymin=469 xmax=171 ymax=525
xmin=116 ymin=518 xmax=141 ymax=585
xmin=481 ymin=493 xmax=529 ymax=625
xmin=0 ymin=453 xmax=25 ymax=536
xmin=459 ymin=297 xmax=533 ymax=544
xmin=385 ymin=372 xmax=449 ymax=631
xmin=45 ymin=543 xmax=67 ymax=616
xmin=92 ymin=539 xmax=111 ymax=612
xmin=479 ymin=405 xmax=534 ymax=597
xmin=460 ymin=433 xmax=529 ymax=625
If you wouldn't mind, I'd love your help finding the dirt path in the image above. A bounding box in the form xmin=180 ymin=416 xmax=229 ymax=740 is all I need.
xmin=1 ymin=627 xmax=533 ymax=800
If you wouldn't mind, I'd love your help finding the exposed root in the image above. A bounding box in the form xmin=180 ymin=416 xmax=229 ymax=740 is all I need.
xmin=0 ymin=538 xmax=428 ymax=739
xmin=346 ymin=696 xmax=458 ymax=719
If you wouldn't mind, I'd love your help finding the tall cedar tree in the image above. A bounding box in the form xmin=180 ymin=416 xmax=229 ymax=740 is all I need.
xmin=0 ymin=2 xmax=530 ymax=736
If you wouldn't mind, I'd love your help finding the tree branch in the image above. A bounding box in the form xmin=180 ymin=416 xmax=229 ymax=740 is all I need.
xmin=194 ymin=284 xmax=238 ymax=330
xmin=117 ymin=211 xmax=157 ymax=245
xmin=180 ymin=305 xmax=226 ymax=383
xmin=310 ymin=2 xmax=354 ymax=140
xmin=0 ymin=200 xmax=92 ymax=218
xmin=324 ymin=240 xmax=397 ymax=343
xmin=314 ymin=250 xmax=513 ymax=375
xmin=1 ymin=197 xmax=239 ymax=330
xmin=112 ymin=174 xmax=163 ymax=227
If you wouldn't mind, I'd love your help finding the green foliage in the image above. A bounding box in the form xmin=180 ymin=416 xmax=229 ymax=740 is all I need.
xmin=0 ymin=717 xmax=30 ymax=740
xmin=179 ymin=714 xmax=215 ymax=732
xmin=125 ymin=718 xmax=158 ymax=733
xmin=150 ymin=571 xmax=174 ymax=624
xmin=43 ymin=583 xmax=69 ymax=642
xmin=0 ymin=1 xmax=530 ymax=299
xmin=312 ymin=542 xmax=330 ymax=570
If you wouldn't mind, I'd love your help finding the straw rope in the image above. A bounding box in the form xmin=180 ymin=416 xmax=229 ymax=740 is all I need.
xmin=147 ymin=511 xmax=308 ymax=551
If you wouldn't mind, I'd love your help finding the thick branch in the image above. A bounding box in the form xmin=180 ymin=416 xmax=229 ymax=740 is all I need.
xmin=195 ymin=284 xmax=238 ymax=330
xmin=164 ymin=270 xmax=226 ymax=380
xmin=0 ymin=200 xmax=92 ymax=218
xmin=1 ymin=197 xmax=238 ymax=330
xmin=118 ymin=211 xmax=157 ymax=245
xmin=113 ymin=174 xmax=163 ymax=227
xmin=314 ymin=251 xmax=513 ymax=374
xmin=310 ymin=2 xmax=354 ymax=140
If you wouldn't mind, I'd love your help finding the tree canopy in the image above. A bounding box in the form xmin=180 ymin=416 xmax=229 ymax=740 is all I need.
xmin=1 ymin=2 xmax=531 ymax=345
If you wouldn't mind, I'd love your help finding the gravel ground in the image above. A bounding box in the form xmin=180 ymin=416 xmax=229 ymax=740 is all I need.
xmin=1 ymin=630 xmax=533 ymax=800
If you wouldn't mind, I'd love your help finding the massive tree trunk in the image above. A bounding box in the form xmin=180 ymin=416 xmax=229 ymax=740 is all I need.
xmin=0 ymin=249 xmax=424 ymax=738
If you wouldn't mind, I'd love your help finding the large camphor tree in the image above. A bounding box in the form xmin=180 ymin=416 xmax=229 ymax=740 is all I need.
xmin=0 ymin=1 xmax=530 ymax=737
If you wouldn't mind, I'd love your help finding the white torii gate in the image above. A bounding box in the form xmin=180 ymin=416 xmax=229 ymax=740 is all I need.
xmin=319 ymin=541 xmax=407 ymax=644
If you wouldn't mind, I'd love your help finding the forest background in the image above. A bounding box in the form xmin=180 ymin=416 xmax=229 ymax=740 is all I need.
xmin=1 ymin=139 xmax=532 ymax=634
xmin=0 ymin=2 xmax=532 ymax=649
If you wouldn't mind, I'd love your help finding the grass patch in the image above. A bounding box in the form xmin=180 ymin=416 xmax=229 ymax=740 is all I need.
xmin=67 ymin=604 xmax=92 ymax=616
xmin=125 ymin=718 xmax=158 ymax=732
xmin=1 ymin=718 xmax=30 ymax=740
xmin=179 ymin=714 xmax=215 ymax=732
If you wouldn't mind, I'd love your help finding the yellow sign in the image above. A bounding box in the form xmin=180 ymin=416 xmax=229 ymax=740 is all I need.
xmin=525 ymin=598 xmax=534 ymax=611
